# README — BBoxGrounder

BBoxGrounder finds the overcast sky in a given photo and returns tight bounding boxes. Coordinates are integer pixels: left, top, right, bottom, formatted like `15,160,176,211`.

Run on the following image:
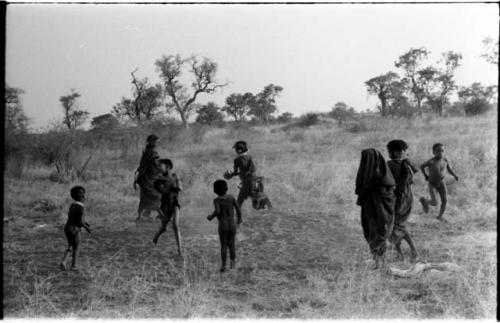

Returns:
6,3,498,129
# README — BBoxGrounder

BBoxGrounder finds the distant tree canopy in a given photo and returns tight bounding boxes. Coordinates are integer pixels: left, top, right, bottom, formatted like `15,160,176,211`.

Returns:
365,72,401,117
59,89,89,131
481,36,499,65
222,92,255,122
5,85,29,135
328,102,357,126
248,84,284,125
112,69,163,124
155,54,228,128
276,112,293,124
195,102,224,126
458,82,497,116
91,113,119,130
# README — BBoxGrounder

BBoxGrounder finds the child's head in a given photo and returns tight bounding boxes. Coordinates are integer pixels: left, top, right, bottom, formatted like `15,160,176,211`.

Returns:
432,143,444,159
232,141,248,154
153,178,169,194
70,186,85,202
146,134,159,146
213,179,228,196
158,158,173,173
387,139,408,160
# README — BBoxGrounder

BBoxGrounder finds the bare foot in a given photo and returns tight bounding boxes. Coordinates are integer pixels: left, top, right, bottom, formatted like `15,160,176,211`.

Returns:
420,197,429,213
60,262,67,271
410,251,418,263
70,267,79,272
219,267,227,273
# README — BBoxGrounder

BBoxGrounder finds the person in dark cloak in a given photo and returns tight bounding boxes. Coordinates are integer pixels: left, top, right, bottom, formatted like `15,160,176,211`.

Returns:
355,148,396,269
386,140,418,262
134,134,162,221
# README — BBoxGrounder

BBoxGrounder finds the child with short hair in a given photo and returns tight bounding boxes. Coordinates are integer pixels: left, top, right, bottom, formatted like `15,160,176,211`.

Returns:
60,186,91,271
420,143,459,221
207,179,242,272
223,141,256,208
152,159,182,256
386,139,418,262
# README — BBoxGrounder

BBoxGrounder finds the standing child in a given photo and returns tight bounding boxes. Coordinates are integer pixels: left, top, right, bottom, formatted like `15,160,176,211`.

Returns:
60,186,91,271
420,143,459,221
386,140,418,262
207,180,242,272
223,141,256,208
152,159,183,256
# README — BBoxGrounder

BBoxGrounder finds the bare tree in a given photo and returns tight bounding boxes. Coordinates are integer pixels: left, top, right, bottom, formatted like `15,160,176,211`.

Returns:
59,89,89,131
155,55,228,128
481,36,499,65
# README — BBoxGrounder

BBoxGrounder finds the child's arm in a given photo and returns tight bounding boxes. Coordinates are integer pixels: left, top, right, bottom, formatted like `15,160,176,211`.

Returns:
446,160,459,181
420,160,430,181
174,174,183,193
207,200,220,221
224,160,239,179
234,199,242,225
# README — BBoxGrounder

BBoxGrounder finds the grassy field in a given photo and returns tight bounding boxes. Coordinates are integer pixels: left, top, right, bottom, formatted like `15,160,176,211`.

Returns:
3,113,497,318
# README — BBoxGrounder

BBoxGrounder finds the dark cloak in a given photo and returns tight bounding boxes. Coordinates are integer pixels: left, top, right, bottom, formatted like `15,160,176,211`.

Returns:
355,148,396,257
137,145,162,211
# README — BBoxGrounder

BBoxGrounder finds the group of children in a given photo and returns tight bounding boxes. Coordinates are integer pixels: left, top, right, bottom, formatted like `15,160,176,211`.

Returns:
60,136,458,273
355,140,459,269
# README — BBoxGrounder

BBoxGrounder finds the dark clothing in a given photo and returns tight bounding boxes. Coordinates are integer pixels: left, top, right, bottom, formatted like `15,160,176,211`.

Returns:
158,172,182,220
233,154,256,182
387,159,417,244
237,180,253,206
355,149,396,257
137,146,162,211
208,195,242,265
65,202,85,248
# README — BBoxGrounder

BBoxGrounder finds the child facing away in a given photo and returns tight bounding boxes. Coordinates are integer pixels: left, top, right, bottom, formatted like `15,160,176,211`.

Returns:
60,186,91,271
152,159,183,256
223,141,256,208
419,143,459,221
386,140,418,262
207,180,242,272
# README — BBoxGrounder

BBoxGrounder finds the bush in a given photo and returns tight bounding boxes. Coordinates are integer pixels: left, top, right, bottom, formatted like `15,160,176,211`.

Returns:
463,99,493,116
296,113,320,128
348,120,369,133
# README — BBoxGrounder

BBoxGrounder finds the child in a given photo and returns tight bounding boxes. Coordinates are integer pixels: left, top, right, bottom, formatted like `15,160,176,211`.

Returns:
386,140,418,262
250,176,273,210
223,141,256,208
420,143,459,221
152,159,182,256
207,179,242,272
355,148,396,270
60,186,91,271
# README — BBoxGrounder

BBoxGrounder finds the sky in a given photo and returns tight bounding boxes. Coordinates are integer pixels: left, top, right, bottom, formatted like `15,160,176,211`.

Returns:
5,3,499,130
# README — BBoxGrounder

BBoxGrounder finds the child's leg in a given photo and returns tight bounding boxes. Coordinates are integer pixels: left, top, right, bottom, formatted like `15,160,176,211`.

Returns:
219,228,228,271
152,217,168,245
61,245,72,270
427,183,438,206
171,207,182,256
403,233,418,261
136,205,144,221
394,242,404,261
71,231,81,269
436,183,448,219
228,227,237,268
264,197,272,210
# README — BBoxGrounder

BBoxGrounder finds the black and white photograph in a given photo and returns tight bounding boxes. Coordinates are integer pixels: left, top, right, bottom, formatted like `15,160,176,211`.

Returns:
3,1,498,319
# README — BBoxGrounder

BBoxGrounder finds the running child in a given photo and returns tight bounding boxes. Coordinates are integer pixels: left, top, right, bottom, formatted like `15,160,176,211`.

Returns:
223,141,256,208
207,179,242,272
420,143,459,221
152,159,182,256
60,186,91,271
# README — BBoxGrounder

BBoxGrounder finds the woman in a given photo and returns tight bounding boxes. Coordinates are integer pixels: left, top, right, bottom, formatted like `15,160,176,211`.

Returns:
355,148,396,269
134,134,162,221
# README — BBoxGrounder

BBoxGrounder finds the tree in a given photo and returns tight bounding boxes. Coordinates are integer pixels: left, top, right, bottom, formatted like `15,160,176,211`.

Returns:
419,51,462,116
395,47,430,116
155,55,228,128
112,69,164,124
276,112,293,124
222,92,255,122
481,36,499,65
248,84,283,125
195,102,224,126
457,82,497,116
91,113,119,130
5,85,29,135
59,89,89,131
365,72,401,116
328,102,357,126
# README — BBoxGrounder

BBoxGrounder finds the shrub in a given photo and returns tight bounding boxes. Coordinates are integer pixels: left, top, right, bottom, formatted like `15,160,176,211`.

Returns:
296,113,320,128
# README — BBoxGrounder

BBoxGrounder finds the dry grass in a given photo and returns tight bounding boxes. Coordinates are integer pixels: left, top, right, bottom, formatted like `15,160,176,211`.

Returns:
3,112,497,318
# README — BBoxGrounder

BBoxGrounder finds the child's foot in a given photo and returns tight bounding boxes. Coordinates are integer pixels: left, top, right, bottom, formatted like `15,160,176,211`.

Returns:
436,216,447,223
410,251,418,263
219,267,227,273
70,267,79,272
420,197,429,213
60,262,67,271
230,260,235,269
152,236,158,245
